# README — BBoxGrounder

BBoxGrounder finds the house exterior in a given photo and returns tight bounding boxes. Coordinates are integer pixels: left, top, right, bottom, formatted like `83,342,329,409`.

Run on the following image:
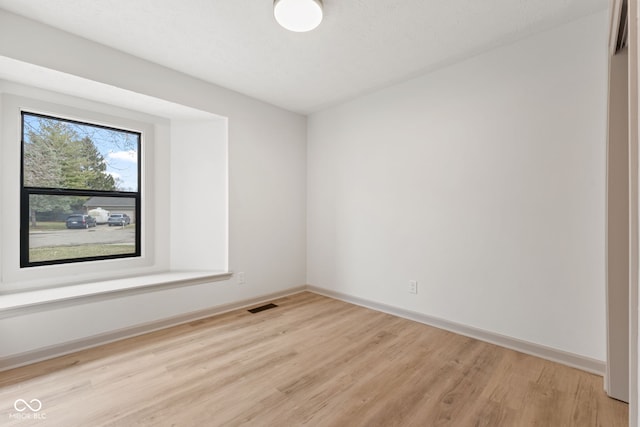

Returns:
83,197,136,223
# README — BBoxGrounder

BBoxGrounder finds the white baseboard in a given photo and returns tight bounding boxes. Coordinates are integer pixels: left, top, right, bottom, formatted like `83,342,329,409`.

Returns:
0,285,606,377
0,286,307,372
307,286,606,376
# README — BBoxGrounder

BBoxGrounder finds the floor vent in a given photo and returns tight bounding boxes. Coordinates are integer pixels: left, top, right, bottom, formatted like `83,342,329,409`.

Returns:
248,303,278,314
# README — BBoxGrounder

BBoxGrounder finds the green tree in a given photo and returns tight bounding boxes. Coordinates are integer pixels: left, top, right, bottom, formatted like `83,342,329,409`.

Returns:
23,120,67,188
24,117,117,226
77,137,116,190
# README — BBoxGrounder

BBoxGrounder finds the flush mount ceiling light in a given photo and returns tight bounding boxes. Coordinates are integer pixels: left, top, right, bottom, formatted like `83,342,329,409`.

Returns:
274,0,323,32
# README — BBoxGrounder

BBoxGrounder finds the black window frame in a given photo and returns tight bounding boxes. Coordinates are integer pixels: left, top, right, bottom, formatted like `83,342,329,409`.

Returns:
20,111,142,268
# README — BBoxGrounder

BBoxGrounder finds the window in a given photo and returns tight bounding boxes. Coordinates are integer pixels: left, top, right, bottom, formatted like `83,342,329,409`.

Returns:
20,112,141,267
1,87,225,294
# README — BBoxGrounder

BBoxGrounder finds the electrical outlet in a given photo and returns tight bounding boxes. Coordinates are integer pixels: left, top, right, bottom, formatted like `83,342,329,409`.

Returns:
238,272,245,285
408,280,418,294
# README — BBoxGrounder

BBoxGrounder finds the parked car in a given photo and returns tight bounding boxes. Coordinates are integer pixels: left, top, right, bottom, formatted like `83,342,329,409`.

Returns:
108,213,131,226
66,214,97,229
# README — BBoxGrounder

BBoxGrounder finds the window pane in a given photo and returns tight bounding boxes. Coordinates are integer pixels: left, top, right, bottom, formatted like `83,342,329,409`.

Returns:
23,113,139,191
28,194,137,264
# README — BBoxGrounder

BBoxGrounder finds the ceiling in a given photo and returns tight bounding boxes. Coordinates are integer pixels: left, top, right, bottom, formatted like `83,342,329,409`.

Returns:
0,0,607,115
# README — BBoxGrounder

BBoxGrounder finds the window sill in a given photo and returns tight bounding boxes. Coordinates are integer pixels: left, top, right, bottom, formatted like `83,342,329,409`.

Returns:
0,271,232,316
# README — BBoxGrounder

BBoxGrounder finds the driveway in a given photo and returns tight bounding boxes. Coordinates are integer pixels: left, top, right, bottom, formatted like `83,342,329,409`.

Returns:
29,225,135,248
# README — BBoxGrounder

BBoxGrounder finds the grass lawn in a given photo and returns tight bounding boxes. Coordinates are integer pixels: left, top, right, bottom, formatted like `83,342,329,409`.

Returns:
29,245,135,262
29,221,68,231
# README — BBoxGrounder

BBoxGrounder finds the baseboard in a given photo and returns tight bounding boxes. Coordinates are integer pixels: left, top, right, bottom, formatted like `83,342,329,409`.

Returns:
0,286,307,372
1,284,606,376
307,286,606,376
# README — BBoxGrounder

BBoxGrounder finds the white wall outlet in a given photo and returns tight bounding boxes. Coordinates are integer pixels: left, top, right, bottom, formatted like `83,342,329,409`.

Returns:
238,272,245,285
408,280,418,294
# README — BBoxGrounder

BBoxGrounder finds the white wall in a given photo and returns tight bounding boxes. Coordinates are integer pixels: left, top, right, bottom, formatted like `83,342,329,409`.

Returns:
307,12,608,360
0,10,306,359
170,119,229,271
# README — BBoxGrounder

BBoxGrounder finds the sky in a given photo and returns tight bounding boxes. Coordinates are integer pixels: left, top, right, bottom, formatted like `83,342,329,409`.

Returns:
23,113,139,191
94,134,139,191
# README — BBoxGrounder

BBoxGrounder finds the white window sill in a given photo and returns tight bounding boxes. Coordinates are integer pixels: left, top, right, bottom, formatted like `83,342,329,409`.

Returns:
0,271,232,315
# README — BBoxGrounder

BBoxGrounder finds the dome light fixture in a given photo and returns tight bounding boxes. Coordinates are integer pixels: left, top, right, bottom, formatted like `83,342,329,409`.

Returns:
274,0,323,33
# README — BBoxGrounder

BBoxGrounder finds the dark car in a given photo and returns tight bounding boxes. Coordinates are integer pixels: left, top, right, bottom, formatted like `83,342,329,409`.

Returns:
108,213,131,227
66,214,97,229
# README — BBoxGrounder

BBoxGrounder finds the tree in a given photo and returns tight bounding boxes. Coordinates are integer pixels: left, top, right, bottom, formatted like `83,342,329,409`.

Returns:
77,137,116,190
23,116,117,226
23,119,66,188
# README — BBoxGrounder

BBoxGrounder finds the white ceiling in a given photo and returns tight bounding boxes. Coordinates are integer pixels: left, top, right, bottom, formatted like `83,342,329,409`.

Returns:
0,0,607,114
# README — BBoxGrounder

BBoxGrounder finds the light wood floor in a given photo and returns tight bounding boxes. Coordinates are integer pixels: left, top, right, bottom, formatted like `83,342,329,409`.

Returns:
0,292,628,426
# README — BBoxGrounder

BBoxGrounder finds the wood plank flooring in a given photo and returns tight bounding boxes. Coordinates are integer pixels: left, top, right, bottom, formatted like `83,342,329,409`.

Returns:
0,292,628,426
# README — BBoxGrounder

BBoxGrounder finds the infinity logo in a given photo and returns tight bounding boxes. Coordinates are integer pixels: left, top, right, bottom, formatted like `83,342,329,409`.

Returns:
14,399,42,412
